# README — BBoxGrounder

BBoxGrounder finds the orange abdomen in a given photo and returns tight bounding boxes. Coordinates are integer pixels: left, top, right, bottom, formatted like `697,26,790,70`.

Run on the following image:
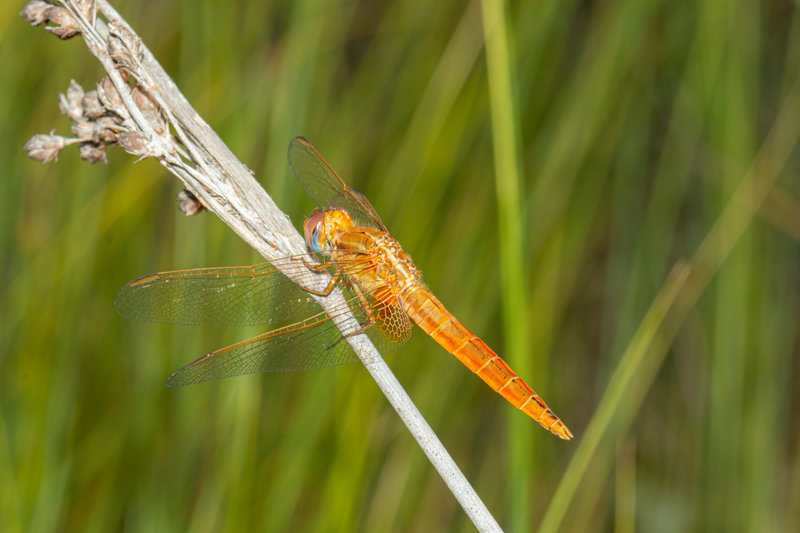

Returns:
404,287,573,440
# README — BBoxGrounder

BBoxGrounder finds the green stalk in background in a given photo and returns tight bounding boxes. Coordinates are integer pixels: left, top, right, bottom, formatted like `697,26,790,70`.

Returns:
481,0,534,530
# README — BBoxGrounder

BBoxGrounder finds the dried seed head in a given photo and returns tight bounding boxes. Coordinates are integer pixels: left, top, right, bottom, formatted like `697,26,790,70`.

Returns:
132,84,155,113
20,0,51,26
94,116,122,143
43,6,80,39
143,108,169,138
24,132,73,163
107,21,141,74
96,77,129,120
176,189,204,216
117,131,158,159
107,35,135,73
133,85,168,137
58,79,85,122
70,119,95,140
70,115,122,145
79,142,108,164
82,90,104,119
108,21,140,59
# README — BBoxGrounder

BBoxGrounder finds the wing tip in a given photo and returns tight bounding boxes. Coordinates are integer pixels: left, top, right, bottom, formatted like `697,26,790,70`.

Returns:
164,370,193,388
289,136,312,154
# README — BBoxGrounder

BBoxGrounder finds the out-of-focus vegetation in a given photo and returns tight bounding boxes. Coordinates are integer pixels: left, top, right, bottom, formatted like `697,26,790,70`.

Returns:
2,0,800,531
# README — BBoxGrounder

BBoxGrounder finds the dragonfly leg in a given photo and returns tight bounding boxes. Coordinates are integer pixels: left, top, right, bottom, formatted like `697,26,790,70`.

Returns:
320,284,380,352
301,270,341,297
349,279,382,327
300,254,333,272
320,316,375,352
281,254,343,297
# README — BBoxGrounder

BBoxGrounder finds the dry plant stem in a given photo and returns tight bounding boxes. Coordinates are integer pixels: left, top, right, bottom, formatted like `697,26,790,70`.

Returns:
26,1,503,531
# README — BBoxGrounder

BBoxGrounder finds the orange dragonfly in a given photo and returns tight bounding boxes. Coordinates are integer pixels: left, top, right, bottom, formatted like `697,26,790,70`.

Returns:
116,137,573,440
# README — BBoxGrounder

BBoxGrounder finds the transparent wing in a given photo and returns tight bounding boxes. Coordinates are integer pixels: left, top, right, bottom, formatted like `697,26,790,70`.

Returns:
115,256,332,327
117,252,414,382
287,137,388,231
165,293,411,385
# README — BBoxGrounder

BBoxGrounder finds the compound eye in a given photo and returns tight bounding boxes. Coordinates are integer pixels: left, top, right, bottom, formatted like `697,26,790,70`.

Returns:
303,210,327,252
309,225,323,252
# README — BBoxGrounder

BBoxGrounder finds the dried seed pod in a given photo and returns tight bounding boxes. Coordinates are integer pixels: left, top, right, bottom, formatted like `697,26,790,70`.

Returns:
20,0,51,26
108,21,140,60
79,142,108,164
133,85,168,137
143,108,169,138
94,116,122,143
107,35,135,73
43,6,80,39
24,132,72,163
132,84,156,113
118,131,158,159
96,76,129,120
81,90,104,119
107,21,141,74
59,79,85,122
70,119,95,140
176,189,204,216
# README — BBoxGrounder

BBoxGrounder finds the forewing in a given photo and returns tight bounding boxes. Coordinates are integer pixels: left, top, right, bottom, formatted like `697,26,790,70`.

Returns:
115,256,330,327
287,137,387,231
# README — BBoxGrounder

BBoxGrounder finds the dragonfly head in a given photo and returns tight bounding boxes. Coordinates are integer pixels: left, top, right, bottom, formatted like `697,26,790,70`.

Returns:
304,207,354,252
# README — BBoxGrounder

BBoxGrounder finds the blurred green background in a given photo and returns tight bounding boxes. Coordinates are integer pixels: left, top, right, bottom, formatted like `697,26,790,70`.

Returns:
3,0,800,531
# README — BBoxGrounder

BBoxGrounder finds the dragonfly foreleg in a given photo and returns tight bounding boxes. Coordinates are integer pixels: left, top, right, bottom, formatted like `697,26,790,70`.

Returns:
300,254,333,272
285,254,341,296
301,270,341,297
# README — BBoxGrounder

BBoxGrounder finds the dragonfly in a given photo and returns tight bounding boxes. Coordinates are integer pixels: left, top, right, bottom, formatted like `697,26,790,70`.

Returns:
116,137,573,440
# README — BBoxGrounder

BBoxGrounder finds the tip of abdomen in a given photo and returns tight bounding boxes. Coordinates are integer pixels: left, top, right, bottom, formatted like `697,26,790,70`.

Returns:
550,421,574,440
517,386,573,440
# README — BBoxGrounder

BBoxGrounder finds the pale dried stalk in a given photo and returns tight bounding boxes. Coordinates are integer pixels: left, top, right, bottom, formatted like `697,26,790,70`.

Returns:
21,1,502,531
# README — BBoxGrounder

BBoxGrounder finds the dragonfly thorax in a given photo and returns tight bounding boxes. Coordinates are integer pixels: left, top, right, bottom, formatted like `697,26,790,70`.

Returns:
304,206,423,310
368,233,420,287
